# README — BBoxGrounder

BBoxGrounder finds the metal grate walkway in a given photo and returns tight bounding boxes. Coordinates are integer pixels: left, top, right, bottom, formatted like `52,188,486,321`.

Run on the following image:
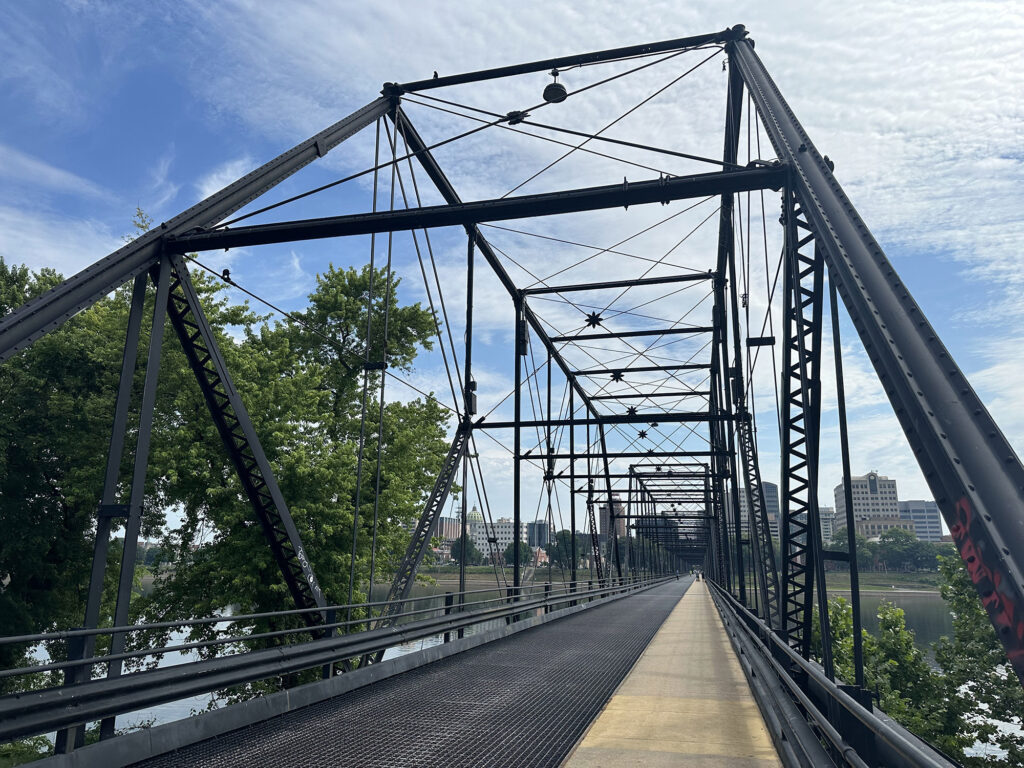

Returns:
133,579,690,768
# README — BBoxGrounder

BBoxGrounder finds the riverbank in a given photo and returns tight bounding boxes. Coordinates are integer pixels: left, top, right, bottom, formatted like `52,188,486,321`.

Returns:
825,571,941,593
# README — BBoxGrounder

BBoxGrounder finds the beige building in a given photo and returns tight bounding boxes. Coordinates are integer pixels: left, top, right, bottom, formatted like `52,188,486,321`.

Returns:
470,514,527,557
854,516,914,540
834,472,899,522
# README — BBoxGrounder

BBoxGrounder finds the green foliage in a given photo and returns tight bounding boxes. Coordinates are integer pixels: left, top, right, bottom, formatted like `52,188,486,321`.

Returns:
0,734,52,766
449,536,482,566
822,555,1024,764
137,262,447,653
829,527,877,572
504,540,532,566
545,530,581,569
0,257,130,677
0,241,449,707
829,526,951,574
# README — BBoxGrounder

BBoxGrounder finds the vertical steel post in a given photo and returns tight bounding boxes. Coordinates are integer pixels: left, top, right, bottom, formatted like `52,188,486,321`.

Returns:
101,255,173,739
56,273,148,753
460,235,475,600
443,593,453,643
831,279,865,688
622,468,630,577
715,271,745,604
513,294,524,589
598,424,621,581
545,348,553,585
717,46,747,606
569,388,577,586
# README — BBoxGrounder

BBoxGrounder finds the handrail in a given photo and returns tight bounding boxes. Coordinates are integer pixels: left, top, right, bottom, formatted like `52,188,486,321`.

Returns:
0,576,669,742
0,580,564,647
0,582,591,680
708,580,960,768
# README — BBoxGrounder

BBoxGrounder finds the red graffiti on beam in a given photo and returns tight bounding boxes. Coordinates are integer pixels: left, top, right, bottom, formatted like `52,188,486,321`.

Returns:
949,496,1024,668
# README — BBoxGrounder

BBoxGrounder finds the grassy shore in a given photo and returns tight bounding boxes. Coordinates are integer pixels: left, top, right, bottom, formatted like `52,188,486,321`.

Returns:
825,570,941,592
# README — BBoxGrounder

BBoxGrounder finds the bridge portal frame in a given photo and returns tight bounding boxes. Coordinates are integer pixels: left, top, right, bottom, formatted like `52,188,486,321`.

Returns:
1,22,1022,762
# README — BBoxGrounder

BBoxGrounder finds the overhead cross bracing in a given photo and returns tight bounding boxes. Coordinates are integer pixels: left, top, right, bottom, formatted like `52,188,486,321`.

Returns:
1,21,1022,766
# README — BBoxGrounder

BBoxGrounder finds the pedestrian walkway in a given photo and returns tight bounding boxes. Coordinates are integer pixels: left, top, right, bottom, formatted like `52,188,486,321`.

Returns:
562,581,781,767
132,580,689,768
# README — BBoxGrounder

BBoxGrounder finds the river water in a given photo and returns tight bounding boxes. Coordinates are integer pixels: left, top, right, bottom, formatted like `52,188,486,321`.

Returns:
836,589,953,650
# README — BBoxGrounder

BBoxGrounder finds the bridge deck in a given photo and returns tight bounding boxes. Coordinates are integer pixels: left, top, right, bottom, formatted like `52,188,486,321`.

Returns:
132,579,690,768
564,581,780,767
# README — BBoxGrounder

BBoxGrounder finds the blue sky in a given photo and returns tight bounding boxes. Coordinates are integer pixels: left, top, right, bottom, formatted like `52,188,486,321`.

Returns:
2,0,1023,535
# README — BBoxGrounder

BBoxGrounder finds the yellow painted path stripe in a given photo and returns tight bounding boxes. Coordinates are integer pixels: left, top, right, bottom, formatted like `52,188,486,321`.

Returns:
562,581,781,767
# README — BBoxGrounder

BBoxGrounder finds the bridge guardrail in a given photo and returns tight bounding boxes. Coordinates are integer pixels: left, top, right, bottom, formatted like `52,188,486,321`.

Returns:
707,580,961,768
0,575,672,744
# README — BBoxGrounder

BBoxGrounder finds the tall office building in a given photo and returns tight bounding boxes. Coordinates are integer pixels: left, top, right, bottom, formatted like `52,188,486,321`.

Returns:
818,506,837,543
898,500,944,542
527,520,553,548
727,481,781,540
833,472,912,539
833,472,899,520
597,495,626,542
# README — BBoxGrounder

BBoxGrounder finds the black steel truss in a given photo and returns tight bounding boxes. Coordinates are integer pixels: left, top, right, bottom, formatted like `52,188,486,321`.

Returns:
736,411,781,630
165,257,327,618
4,26,1024,764
732,32,1024,682
777,187,825,654
377,420,470,623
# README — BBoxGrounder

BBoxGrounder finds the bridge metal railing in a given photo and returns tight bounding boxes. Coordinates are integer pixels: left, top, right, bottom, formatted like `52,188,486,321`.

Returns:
0,575,670,745
707,580,961,768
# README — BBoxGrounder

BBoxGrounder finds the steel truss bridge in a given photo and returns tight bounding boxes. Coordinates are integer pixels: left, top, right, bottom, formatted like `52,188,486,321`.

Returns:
1,24,1022,768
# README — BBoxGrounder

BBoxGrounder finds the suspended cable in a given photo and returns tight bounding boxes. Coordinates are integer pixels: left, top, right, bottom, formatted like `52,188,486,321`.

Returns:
481,223,707,274
500,49,724,198
348,118,384,623
216,119,503,229
184,255,457,414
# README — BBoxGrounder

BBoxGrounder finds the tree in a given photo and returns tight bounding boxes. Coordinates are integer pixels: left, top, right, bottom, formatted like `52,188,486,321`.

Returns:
137,261,447,657
545,530,580,569
822,555,1024,765
0,257,137,678
0,222,450,700
878,528,917,571
449,536,482,566
504,540,533,566
830,527,876,572
931,555,1024,763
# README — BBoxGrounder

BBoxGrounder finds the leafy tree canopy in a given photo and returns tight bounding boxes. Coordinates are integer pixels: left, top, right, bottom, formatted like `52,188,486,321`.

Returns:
0,237,450,681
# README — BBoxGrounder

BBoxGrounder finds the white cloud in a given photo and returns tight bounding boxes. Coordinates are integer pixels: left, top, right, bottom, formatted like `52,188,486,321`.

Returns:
195,156,254,202
146,148,181,213
0,143,112,201
0,204,119,277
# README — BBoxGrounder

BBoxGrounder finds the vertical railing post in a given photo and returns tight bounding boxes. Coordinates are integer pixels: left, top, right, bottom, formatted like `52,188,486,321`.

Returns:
443,593,454,643
321,608,337,679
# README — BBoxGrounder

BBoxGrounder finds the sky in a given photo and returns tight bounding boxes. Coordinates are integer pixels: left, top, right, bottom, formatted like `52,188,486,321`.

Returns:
2,0,1023,537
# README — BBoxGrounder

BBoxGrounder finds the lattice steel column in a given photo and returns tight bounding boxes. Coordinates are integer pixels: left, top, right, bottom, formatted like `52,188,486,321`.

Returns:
737,410,781,630
779,186,825,655
165,256,326,620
